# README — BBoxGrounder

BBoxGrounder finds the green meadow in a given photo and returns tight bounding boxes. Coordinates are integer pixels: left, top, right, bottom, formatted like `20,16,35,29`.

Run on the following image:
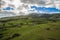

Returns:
0,13,60,40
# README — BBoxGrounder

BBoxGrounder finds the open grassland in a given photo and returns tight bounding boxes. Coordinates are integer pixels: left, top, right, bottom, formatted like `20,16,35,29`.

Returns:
0,14,60,40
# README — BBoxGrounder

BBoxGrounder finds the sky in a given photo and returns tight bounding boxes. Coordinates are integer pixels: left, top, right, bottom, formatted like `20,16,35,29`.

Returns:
0,0,60,15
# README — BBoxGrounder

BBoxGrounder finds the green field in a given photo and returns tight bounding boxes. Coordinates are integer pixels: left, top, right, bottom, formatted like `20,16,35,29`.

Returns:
0,13,60,40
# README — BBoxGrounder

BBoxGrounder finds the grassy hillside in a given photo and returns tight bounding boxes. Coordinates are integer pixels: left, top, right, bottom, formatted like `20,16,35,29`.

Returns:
0,13,60,40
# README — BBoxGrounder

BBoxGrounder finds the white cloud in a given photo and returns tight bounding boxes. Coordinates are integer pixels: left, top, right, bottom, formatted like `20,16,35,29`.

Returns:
1,0,60,15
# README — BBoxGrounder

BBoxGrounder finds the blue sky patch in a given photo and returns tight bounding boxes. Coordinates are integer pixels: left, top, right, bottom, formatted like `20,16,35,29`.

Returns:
30,6,60,13
3,7,14,10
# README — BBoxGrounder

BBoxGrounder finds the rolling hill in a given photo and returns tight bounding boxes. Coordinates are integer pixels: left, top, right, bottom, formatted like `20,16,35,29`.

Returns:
0,13,60,40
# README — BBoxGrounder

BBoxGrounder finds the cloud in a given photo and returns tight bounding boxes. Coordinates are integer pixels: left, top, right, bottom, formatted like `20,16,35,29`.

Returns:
21,0,47,5
21,0,60,8
0,0,6,5
1,0,60,14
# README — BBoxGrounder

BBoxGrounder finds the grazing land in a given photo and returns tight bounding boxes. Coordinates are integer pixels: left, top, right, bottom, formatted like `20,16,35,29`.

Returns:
0,13,60,40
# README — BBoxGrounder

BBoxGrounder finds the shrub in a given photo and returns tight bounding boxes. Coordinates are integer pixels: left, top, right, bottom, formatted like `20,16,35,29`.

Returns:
12,33,21,38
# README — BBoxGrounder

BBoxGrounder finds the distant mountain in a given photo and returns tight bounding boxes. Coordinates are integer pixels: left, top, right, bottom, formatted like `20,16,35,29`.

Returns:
0,11,16,18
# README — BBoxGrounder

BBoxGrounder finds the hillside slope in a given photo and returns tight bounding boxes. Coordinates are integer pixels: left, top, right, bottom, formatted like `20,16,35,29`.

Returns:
0,14,60,40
